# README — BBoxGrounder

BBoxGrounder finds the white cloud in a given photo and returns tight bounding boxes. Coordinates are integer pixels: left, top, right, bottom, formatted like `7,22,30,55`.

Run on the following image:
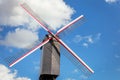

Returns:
84,36,94,44
24,0,75,30
105,0,118,4
82,43,89,47
0,28,39,48
88,37,93,43
0,0,29,26
0,0,74,30
73,33,101,47
0,64,31,80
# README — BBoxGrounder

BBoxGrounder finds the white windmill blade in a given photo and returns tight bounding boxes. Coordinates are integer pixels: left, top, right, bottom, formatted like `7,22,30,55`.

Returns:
9,38,51,67
56,38,94,74
56,15,84,35
20,2,51,33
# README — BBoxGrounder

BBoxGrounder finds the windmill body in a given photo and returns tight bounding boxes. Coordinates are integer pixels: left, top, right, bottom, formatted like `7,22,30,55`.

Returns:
40,34,60,80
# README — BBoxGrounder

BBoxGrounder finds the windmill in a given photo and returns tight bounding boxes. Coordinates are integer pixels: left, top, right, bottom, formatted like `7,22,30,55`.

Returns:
5,2,94,80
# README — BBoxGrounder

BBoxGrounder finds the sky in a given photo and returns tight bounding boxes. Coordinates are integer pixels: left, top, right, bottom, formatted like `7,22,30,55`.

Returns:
0,0,120,80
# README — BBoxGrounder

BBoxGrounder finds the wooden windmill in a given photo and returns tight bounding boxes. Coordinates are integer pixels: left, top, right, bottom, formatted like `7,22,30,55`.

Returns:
6,2,94,80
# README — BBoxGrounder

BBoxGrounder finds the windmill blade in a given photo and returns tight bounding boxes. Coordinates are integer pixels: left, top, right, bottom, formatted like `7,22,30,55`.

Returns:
56,38,94,74
20,2,52,33
61,46,93,77
56,15,84,36
9,38,51,67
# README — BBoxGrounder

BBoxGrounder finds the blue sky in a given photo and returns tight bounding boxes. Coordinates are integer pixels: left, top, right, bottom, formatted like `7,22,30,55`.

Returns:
0,0,120,80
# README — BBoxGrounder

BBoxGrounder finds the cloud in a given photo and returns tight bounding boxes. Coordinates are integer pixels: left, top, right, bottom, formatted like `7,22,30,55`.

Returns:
0,0,74,30
73,33,101,47
0,28,39,48
24,0,75,30
0,0,29,26
105,0,118,4
0,64,31,80
82,43,89,47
